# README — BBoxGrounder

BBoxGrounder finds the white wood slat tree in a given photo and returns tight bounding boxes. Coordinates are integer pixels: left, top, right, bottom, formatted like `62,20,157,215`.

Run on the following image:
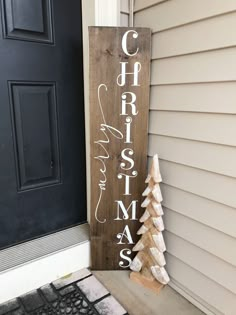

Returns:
130,154,170,292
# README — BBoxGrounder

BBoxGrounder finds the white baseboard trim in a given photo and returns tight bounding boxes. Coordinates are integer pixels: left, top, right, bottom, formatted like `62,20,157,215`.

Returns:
0,240,90,304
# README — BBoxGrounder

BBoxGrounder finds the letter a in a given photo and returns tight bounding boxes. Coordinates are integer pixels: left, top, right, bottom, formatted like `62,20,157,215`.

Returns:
117,225,134,244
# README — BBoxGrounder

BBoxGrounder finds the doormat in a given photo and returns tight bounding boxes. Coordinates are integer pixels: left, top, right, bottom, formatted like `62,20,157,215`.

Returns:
0,269,128,315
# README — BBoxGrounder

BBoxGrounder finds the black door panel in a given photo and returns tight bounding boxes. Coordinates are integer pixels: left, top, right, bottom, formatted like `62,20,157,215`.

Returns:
1,0,54,43
9,82,60,191
0,0,86,249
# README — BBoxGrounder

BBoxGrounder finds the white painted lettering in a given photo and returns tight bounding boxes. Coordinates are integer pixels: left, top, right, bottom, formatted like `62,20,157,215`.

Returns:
124,116,132,143
117,225,134,244
120,148,134,170
117,62,141,87
119,248,132,268
117,171,138,195
122,30,139,56
121,92,138,116
114,200,138,220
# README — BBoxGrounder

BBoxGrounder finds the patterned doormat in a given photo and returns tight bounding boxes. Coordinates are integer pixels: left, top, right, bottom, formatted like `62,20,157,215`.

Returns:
0,269,128,315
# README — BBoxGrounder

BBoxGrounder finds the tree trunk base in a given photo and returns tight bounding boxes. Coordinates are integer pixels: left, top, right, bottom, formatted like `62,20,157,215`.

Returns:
130,271,164,294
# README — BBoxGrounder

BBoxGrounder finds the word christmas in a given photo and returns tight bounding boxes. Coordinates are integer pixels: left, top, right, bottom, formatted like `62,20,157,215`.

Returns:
90,27,150,270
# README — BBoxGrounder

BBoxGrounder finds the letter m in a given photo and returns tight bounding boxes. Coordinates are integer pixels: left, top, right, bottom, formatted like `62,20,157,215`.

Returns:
114,200,138,220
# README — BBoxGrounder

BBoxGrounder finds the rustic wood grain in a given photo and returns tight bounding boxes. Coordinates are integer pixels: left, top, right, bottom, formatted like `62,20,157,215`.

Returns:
89,27,151,270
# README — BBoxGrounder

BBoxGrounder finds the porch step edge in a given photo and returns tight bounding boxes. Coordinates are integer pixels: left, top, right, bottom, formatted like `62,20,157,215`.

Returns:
0,232,90,304
0,223,90,274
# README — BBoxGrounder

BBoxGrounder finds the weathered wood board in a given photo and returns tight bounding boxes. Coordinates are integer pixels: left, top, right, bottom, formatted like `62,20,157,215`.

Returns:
89,27,151,270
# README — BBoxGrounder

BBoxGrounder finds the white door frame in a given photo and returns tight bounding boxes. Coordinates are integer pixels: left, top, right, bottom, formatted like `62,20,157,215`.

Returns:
95,0,120,26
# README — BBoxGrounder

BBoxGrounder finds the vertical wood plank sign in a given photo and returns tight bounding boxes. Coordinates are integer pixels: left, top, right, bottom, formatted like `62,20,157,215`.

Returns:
89,27,151,270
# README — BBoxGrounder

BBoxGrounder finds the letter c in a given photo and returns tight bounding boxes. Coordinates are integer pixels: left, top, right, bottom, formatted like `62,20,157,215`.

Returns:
122,30,139,56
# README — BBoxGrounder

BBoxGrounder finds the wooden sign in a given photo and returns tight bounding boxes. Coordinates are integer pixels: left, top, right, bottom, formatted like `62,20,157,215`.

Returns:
89,27,151,270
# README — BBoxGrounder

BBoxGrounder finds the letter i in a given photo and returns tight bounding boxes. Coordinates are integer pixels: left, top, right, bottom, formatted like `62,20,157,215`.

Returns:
125,116,132,143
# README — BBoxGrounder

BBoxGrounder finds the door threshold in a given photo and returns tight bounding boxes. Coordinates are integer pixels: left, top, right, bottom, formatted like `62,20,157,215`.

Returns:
0,223,90,304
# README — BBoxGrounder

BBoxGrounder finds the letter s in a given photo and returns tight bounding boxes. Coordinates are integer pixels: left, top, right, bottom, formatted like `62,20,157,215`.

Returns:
120,148,134,170
119,248,132,268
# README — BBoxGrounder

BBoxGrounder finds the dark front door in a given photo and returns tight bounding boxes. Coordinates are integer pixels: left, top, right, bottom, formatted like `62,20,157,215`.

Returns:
0,0,86,249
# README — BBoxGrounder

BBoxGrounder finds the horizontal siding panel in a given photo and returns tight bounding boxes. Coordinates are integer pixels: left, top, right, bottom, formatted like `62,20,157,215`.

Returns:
149,111,236,146
120,0,129,13
149,135,236,177
151,48,236,84
161,184,236,238
152,12,236,59
134,0,236,33
150,82,236,114
164,208,236,266
156,159,236,208
134,0,166,12
166,254,236,315
169,280,222,315
165,231,236,294
136,1,236,314
120,13,129,26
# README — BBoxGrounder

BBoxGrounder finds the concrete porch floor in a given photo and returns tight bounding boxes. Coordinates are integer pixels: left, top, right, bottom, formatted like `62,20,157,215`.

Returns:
93,271,204,315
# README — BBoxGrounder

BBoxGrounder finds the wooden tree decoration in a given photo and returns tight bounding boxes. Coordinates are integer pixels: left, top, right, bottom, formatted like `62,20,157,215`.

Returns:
130,154,170,293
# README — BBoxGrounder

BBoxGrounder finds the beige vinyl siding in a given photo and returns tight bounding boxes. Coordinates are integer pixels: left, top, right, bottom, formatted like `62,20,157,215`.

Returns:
150,111,236,146
135,1,236,314
161,184,236,238
151,12,236,59
150,83,236,114
120,0,130,26
166,253,236,315
149,135,236,178
165,231,236,294
159,160,236,209
151,48,236,84
135,0,236,32
120,13,129,26
163,208,236,266
121,0,129,13
134,0,167,13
